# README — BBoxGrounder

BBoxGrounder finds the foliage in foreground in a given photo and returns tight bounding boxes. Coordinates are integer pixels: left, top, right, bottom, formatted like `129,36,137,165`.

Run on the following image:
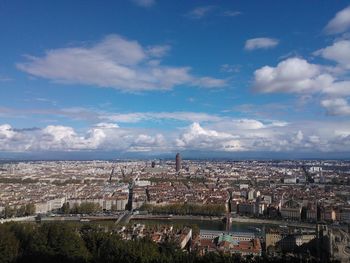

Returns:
0,222,338,263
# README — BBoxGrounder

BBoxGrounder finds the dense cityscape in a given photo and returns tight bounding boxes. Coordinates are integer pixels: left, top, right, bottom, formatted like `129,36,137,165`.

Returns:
2,1,350,262
1,155,349,262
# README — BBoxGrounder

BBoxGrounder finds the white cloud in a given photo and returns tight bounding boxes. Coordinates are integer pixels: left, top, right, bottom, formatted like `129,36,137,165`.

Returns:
175,120,350,152
17,34,226,92
101,111,224,123
293,130,303,144
0,125,29,151
322,80,350,96
186,6,215,19
251,35,350,105
254,57,350,97
253,57,333,93
220,64,240,73
222,10,241,17
176,122,242,151
0,124,16,139
231,119,265,129
0,123,167,152
0,107,227,124
186,6,241,19
193,77,227,88
1,119,350,153
321,98,350,116
131,0,155,7
146,45,171,57
315,40,350,69
38,125,88,151
94,122,120,128
324,5,350,34
244,38,279,50
210,119,268,131
43,125,77,141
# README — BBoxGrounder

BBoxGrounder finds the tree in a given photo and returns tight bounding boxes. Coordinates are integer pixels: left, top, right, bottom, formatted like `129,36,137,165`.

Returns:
9,223,35,261
0,225,19,263
61,202,70,214
70,202,102,214
16,206,26,217
4,206,15,218
24,204,35,216
25,223,91,263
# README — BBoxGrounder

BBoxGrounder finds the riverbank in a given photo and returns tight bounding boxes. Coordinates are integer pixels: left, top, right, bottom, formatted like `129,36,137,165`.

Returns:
134,214,316,229
1,213,318,230
231,216,316,229
0,215,36,223
133,214,222,221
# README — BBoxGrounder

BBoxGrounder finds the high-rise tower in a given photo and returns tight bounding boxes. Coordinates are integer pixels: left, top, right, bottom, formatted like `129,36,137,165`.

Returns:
175,153,181,172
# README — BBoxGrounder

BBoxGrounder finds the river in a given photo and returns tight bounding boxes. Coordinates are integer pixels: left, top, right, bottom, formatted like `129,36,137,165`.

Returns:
129,218,270,235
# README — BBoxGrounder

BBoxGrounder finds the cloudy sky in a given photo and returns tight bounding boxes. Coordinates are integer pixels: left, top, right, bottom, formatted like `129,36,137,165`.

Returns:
1,1,350,159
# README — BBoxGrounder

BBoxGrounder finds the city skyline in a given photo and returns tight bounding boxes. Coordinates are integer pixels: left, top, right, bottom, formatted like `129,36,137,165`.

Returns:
1,1,350,159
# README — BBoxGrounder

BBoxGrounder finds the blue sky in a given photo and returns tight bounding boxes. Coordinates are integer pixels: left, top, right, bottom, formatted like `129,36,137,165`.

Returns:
1,0,350,159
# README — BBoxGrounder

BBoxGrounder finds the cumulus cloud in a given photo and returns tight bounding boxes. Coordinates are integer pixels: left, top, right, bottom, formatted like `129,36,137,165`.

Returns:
175,120,350,153
1,119,350,153
244,38,279,50
322,81,350,96
0,125,30,152
315,40,350,69
251,8,350,120
0,124,16,138
321,98,350,116
253,57,350,99
253,57,333,93
0,123,166,152
130,134,165,152
324,5,350,34
17,34,226,92
176,122,242,151
249,49,350,121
